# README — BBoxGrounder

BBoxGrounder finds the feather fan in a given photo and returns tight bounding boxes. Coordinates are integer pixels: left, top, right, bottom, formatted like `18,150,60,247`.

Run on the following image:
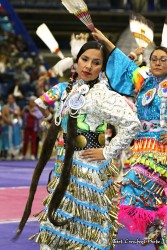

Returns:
36,23,64,59
130,13,154,49
129,12,154,63
61,0,94,31
161,16,167,47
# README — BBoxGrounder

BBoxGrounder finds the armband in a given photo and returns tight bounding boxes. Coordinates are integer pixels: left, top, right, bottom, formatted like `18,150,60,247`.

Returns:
128,51,137,61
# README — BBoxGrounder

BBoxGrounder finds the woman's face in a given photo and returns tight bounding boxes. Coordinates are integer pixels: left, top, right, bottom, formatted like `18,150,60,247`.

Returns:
8,95,15,104
150,49,167,77
77,49,103,81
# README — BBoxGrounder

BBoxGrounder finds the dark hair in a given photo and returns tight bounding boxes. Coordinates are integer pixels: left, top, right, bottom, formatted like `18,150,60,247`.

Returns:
48,115,77,226
76,40,108,71
14,123,61,238
149,46,167,60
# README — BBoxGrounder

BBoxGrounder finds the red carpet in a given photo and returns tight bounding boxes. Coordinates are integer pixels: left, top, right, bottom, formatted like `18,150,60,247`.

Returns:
0,186,47,221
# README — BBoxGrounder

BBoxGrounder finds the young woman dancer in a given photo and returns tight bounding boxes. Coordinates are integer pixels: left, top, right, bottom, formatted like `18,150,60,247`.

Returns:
16,37,140,250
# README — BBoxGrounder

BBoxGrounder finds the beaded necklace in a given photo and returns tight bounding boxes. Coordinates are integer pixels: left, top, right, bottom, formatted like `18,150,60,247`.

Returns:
55,78,99,125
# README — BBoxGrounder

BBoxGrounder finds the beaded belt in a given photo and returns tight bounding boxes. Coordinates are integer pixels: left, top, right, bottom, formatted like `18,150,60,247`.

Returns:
64,131,105,151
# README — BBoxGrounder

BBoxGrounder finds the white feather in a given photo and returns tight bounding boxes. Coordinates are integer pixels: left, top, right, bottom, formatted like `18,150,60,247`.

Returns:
61,0,87,13
61,0,94,31
36,23,64,59
130,13,154,49
52,57,74,77
161,17,167,47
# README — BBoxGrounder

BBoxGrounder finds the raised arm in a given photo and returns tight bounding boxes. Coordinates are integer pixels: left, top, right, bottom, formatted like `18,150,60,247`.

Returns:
92,28,116,53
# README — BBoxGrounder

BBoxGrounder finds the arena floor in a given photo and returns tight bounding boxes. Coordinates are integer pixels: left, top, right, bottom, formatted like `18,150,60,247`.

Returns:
0,160,153,250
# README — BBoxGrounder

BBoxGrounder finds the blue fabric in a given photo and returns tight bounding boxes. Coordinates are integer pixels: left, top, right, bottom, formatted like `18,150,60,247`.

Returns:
106,48,138,96
12,123,22,147
136,75,167,140
1,123,21,150
136,76,167,121
121,168,164,211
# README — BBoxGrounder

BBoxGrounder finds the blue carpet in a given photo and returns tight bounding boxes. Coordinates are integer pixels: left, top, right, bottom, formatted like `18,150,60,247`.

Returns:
0,160,54,187
0,221,154,250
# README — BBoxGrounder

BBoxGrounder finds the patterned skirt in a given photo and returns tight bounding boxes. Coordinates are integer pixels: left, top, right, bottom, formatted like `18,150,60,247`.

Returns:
33,151,121,250
118,149,167,246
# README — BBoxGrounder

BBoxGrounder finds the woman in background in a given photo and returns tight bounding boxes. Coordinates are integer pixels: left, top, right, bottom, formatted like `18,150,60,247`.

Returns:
1,94,22,159
92,28,167,250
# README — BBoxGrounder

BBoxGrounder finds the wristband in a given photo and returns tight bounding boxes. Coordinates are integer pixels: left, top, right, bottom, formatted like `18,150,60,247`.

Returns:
128,51,137,61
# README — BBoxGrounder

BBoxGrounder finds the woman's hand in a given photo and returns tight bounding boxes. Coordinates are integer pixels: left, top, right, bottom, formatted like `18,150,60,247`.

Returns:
160,133,167,144
133,47,145,57
80,148,105,162
91,28,115,53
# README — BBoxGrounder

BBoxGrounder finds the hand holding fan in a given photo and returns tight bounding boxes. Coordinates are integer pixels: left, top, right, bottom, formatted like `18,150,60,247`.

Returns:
36,23,64,59
61,0,95,32
130,13,154,62
161,16,167,47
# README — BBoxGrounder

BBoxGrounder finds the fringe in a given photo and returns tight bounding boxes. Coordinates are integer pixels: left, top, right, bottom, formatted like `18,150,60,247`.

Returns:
35,220,118,249
118,204,167,235
128,152,167,177
132,138,167,154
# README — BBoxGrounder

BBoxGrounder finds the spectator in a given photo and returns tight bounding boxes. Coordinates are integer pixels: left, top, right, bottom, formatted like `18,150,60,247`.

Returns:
1,94,22,159
21,96,43,160
9,78,25,109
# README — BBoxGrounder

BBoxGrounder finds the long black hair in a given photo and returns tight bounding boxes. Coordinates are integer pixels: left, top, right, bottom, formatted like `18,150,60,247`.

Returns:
14,122,61,238
15,40,108,237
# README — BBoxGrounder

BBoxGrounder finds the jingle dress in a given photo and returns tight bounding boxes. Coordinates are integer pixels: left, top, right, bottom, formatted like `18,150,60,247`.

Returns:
106,48,167,246
34,76,140,250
